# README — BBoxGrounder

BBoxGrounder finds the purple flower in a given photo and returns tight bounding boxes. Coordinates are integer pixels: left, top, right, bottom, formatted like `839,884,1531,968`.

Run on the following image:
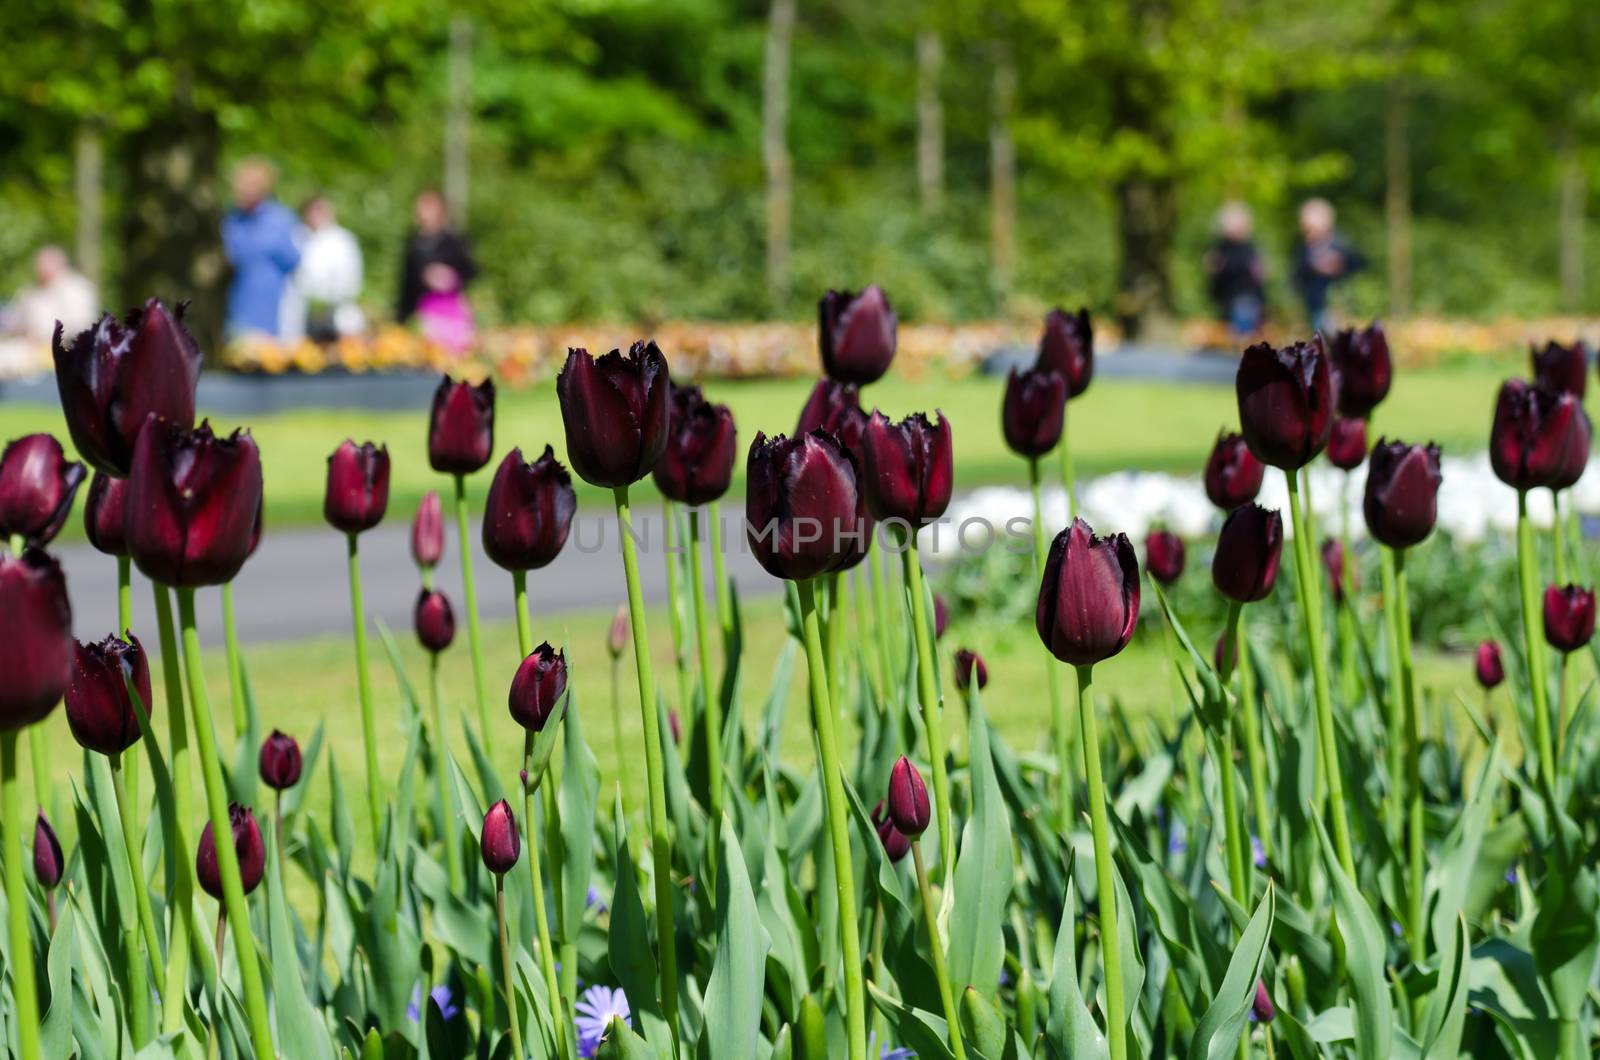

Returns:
407,984,459,1022
1251,835,1266,868
575,984,631,1057
585,885,607,912
1168,822,1187,856
867,1031,917,1060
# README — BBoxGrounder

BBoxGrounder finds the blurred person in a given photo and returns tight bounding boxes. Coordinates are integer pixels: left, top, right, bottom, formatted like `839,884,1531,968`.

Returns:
2,245,97,344
397,189,477,354
1293,197,1366,335
1203,202,1266,338
282,195,366,344
222,157,301,339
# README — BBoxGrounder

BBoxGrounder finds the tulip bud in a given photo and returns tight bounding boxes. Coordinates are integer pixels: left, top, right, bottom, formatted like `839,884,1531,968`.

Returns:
0,550,73,731
324,440,391,535
933,594,949,641
509,643,568,732
1475,640,1504,689
1326,323,1392,419
1326,418,1367,471
953,648,988,691
1036,307,1093,398
870,800,911,864
428,376,496,475
1144,530,1185,585
557,343,670,488
259,730,303,791
483,447,576,572
1362,440,1442,549
125,420,264,587
745,432,866,581
480,799,521,875
1204,431,1266,512
1543,584,1596,654
412,491,445,570
65,634,151,755
196,803,265,899
1213,630,1239,674
886,755,931,837
1489,379,1583,491
84,472,129,557
1212,504,1283,603
819,285,897,384
1036,519,1140,666
33,812,63,889
52,299,203,475
1321,538,1353,604
1236,339,1335,470
795,379,862,439
1251,981,1276,1024
607,604,629,660
1001,367,1067,459
654,385,738,506
0,434,85,547
415,589,456,654
1550,408,1592,493
1531,340,1589,398
860,411,954,528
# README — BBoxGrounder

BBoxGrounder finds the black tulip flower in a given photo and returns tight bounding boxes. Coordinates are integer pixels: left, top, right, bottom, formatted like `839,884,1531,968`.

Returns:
1144,530,1185,585
871,800,911,864
259,730,303,791
1490,379,1583,490
1002,367,1067,459
953,648,988,691
33,812,63,890
745,432,865,581
1475,640,1504,689
84,472,129,557
1212,504,1283,604
196,803,265,899
509,643,568,732
52,299,203,476
1550,408,1592,493
481,799,521,875
1363,440,1443,549
819,285,897,385
428,376,495,475
124,420,263,587
795,379,862,438
0,550,73,731
654,385,738,506
412,491,445,570
1036,519,1140,666
0,434,85,547
933,594,949,641
860,411,953,527
1543,584,1596,654
1236,339,1335,470
414,589,456,654
1326,417,1368,471
1532,340,1589,399
483,447,576,571
1321,538,1352,604
1035,307,1094,398
886,755,930,838
1326,323,1392,419
1252,981,1276,1025
65,634,151,755
324,440,390,535
1204,431,1266,512
557,343,670,488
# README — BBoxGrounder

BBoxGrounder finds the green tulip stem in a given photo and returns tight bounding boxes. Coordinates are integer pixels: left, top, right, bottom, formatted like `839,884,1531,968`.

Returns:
708,500,735,651
1029,457,1071,826
856,566,887,705
688,511,724,850
1236,622,1271,866
1391,549,1426,960
611,485,681,1040
911,840,967,1060
1284,468,1355,877
902,535,955,879
117,555,132,634
430,653,464,893
25,727,47,822
1073,664,1126,1060
494,875,527,1060
796,578,867,1060
662,500,694,722
1378,547,1406,849
1552,490,1569,586
522,734,564,1036
220,581,248,737
2,733,40,1060
1059,402,1078,519
345,533,384,844
1337,474,1358,702
453,473,492,737
1217,601,1249,906
151,583,195,1033
175,588,276,1059
111,754,166,1022
1516,491,1558,786
826,572,847,723
513,569,534,656
869,541,898,698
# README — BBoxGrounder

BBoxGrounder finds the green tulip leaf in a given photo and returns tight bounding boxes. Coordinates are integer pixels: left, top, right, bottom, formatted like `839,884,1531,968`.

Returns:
1188,884,1275,1060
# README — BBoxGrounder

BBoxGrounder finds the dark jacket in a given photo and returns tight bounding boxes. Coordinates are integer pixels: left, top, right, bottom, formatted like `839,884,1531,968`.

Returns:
1292,236,1366,317
397,229,478,322
1205,237,1265,314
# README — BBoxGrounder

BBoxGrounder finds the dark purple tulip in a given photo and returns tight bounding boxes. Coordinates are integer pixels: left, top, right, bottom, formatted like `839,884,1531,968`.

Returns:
124,420,263,587
745,432,865,581
1002,367,1067,459
1212,504,1283,603
1326,323,1392,419
427,376,495,475
1321,538,1351,604
1490,379,1583,490
1036,307,1093,398
860,411,954,527
653,385,737,505
1036,519,1140,666
1363,440,1442,549
933,594,949,640
509,643,568,732
1475,640,1504,689
0,434,85,547
259,730,303,791
819,285,897,385
557,343,670,488
953,648,988,691
1532,340,1589,399
1543,584,1596,654
1204,431,1266,512
1144,530,1185,585
65,634,151,755
0,550,72,731
196,803,265,899
1550,408,1592,492
871,800,911,864
1236,339,1335,470
324,440,390,534
52,299,203,476
1326,418,1368,471
414,589,456,654
33,812,62,889
1252,981,1276,1024
84,472,129,557
795,379,862,438
412,491,445,570
886,755,930,838
483,447,576,571
481,799,521,875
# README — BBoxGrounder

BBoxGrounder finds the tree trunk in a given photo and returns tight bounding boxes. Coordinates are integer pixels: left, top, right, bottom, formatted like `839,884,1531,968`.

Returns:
763,0,796,307
917,30,944,213
1559,134,1586,313
1385,79,1412,318
444,15,473,223
74,123,104,294
1112,171,1175,339
988,44,1016,310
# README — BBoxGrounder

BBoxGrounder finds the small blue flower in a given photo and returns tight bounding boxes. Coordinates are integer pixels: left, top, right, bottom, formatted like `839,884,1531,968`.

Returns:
1250,835,1266,869
586,884,608,912
406,984,459,1023
1505,866,1518,885
1168,822,1187,856
868,1030,916,1059
575,984,631,1058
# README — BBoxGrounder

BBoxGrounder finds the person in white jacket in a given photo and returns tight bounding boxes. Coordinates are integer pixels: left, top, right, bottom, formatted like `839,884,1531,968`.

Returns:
281,195,366,343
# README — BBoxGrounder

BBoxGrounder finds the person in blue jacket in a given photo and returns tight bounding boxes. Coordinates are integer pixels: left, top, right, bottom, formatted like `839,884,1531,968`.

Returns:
222,157,301,339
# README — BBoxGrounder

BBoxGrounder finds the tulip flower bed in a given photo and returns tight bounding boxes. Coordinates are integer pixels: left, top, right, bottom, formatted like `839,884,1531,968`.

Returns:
2,290,1599,1060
